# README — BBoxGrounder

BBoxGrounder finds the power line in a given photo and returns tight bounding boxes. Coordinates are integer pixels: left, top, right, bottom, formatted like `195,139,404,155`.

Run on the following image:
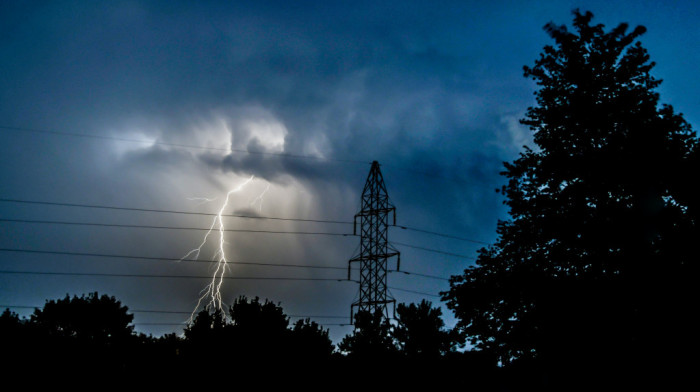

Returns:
0,270,441,299
391,241,476,259
393,225,490,245
0,304,194,314
0,304,347,318
0,218,354,236
0,269,442,298
0,198,353,224
0,125,368,165
0,248,451,284
0,247,350,270
132,309,190,315
388,286,441,298
132,322,353,326
388,270,450,281
0,269,351,281
0,198,488,245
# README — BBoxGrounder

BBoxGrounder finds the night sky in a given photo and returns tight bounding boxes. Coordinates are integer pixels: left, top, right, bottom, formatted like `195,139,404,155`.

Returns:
1,0,698,344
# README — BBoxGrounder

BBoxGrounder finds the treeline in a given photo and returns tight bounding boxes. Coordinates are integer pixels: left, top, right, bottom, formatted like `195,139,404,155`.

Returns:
0,292,498,383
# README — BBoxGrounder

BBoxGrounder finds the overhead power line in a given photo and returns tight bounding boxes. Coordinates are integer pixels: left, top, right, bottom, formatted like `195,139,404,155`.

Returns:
388,270,450,281
0,269,350,281
132,322,353,327
0,247,349,270
0,197,489,245
0,270,440,298
0,125,368,165
388,286,441,298
0,218,354,236
391,241,476,259
0,248,449,281
393,225,490,245
0,304,194,313
0,304,347,318
0,197,353,224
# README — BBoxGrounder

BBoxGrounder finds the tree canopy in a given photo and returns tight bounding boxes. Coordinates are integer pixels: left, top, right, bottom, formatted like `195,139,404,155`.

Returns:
338,310,397,359
31,292,134,343
393,300,461,358
338,301,462,360
2,294,487,381
183,296,334,363
290,318,334,358
443,9,696,382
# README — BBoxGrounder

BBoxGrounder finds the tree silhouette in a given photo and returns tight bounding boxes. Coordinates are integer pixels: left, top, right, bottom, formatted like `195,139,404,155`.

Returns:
0,308,23,335
394,300,460,358
184,307,228,345
31,292,134,344
23,292,136,373
228,296,290,359
0,308,31,360
289,318,334,359
338,310,397,359
180,307,229,369
443,10,696,385
182,296,338,367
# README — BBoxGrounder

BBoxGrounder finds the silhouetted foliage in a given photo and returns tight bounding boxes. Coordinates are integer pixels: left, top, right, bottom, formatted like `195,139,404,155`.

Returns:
394,300,461,358
0,293,498,382
443,10,697,385
338,310,397,358
0,308,23,334
0,292,138,375
182,296,334,366
228,296,290,358
182,307,228,360
0,308,30,356
155,331,183,360
289,318,334,359
31,292,134,343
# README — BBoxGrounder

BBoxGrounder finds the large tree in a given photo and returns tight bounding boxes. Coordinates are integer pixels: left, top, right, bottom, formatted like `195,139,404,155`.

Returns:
23,292,136,373
289,318,334,359
338,310,397,359
444,10,696,380
31,292,134,344
228,296,290,358
393,300,460,358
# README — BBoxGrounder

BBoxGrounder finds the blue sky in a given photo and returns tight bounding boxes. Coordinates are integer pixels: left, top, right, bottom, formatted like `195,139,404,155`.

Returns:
1,0,698,344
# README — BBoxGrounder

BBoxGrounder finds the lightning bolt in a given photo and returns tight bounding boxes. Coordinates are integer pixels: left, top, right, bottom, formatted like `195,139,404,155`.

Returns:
181,175,255,322
186,197,217,205
249,182,270,212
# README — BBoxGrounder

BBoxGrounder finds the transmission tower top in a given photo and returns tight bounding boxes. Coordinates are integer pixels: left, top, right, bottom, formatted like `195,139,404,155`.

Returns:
348,161,400,322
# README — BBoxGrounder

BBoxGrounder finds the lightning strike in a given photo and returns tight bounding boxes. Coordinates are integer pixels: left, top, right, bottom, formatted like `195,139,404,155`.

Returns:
181,175,256,322
186,197,217,205
249,182,270,212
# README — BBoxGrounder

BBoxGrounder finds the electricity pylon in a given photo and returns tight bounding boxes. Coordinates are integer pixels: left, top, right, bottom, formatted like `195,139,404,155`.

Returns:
348,161,400,321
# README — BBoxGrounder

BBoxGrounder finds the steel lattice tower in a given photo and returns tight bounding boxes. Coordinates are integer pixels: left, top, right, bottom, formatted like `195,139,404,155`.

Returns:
348,161,400,320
